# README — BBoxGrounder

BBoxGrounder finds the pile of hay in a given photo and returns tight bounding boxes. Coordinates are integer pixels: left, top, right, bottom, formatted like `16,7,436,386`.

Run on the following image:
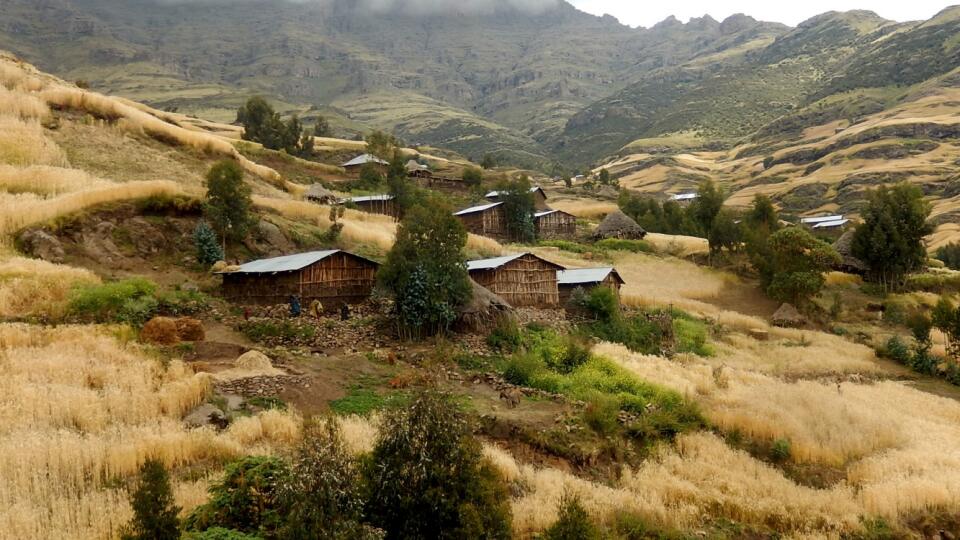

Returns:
592,210,647,240
235,350,274,370
175,318,205,341
140,317,180,345
457,280,514,332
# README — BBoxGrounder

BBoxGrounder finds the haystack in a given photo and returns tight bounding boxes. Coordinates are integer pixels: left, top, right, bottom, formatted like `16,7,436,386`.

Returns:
832,230,867,275
456,279,515,332
593,210,647,240
141,317,180,345
306,184,337,204
175,318,205,342
235,350,274,370
771,303,805,328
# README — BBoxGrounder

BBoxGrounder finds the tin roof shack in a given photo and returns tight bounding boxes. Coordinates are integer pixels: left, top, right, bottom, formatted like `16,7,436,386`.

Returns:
454,202,508,240
342,154,388,175
405,160,432,178
220,250,379,309
557,267,624,306
340,194,398,219
534,209,577,240
485,186,550,210
467,253,565,308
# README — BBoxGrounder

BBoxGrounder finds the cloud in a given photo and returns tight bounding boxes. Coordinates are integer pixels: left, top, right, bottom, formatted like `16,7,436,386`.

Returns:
154,0,562,14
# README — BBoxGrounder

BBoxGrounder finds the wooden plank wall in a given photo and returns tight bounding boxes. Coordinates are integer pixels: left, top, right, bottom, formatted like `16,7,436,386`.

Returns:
472,254,559,307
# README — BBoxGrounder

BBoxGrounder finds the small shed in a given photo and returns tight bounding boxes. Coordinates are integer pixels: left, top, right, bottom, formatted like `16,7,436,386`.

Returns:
593,210,647,240
305,184,338,204
342,153,388,174
219,250,380,309
556,267,625,305
534,209,577,240
405,160,432,178
339,194,398,219
456,279,515,332
466,253,565,308
454,202,508,240
485,186,550,210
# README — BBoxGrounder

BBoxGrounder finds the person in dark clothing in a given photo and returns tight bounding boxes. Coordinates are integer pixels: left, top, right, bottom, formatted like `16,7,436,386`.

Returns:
289,295,302,317
340,302,350,321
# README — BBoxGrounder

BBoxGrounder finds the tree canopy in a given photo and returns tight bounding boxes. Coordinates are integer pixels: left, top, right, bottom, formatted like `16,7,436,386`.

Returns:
121,460,180,540
497,175,536,243
764,227,840,305
365,130,399,159
204,160,254,244
236,97,311,156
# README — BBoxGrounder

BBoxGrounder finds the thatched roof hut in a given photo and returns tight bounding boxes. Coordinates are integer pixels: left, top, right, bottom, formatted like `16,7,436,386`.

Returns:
833,230,867,275
306,184,337,204
771,303,805,328
456,280,514,332
593,211,647,240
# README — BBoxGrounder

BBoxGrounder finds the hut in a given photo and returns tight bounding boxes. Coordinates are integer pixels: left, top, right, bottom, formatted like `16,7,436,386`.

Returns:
405,159,432,178
556,267,625,305
593,210,647,240
485,186,550,210
466,253,565,308
455,279,515,332
454,202,508,240
339,194,398,219
219,250,379,309
534,209,577,240
342,153,388,174
772,303,805,328
305,184,337,204
833,230,867,275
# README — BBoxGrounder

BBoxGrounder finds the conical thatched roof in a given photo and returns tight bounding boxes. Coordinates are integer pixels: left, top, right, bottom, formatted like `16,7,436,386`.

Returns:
832,230,867,274
305,184,337,203
593,210,647,240
771,303,805,328
456,279,514,332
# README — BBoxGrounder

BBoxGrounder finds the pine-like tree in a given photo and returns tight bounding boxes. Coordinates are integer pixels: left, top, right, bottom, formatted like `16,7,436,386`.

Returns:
193,221,224,266
121,459,181,540
544,494,600,540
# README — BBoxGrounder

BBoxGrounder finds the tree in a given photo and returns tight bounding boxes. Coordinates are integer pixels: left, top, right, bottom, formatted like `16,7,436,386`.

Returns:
237,96,282,149
481,153,497,170
498,175,536,243
386,150,416,219
204,160,254,244
194,221,224,266
851,183,933,290
690,179,724,236
543,493,600,540
364,389,512,539
357,163,384,190
745,194,779,232
764,227,840,305
933,296,960,359
462,167,483,187
121,459,181,540
744,195,780,283
313,116,331,137
707,208,741,256
365,130,398,159
378,201,472,339
935,242,960,270
597,169,611,186
283,115,303,154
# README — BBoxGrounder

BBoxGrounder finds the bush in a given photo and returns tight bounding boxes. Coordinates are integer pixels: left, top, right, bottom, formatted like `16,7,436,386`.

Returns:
673,317,713,356
503,353,544,386
547,336,592,374
586,315,663,355
120,459,180,540
594,238,653,253
68,278,158,322
185,456,289,538
486,317,523,353
363,389,512,539
182,529,263,540
882,336,911,365
544,493,600,540
583,393,620,435
936,242,960,270
771,438,792,462
575,286,619,322
540,240,595,254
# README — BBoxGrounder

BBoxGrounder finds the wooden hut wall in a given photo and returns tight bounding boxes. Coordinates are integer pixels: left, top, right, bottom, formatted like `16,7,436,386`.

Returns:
457,206,508,240
353,199,399,219
536,212,576,239
471,254,559,307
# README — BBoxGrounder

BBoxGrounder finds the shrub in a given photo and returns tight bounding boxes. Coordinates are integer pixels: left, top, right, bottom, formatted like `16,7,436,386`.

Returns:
576,286,619,322
882,336,911,365
118,295,160,327
673,317,713,356
185,456,289,538
594,238,653,253
547,335,592,374
503,353,544,386
544,493,600,540
363,389,512,539
462,167,483,186
120,459,180,540
936,242,960,270
585,315,663,355
539,240,594,254
583,393,620,435
764,227,840,305
195,221,224,266
68,277,157,322
771,438,792,462
487,317,523,353
182,529,263,540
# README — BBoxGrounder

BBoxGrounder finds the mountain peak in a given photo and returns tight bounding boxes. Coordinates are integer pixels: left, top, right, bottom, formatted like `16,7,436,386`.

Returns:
652,15,682,29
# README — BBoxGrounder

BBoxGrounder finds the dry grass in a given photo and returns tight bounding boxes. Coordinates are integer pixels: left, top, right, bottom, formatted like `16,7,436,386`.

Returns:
0,117,67,167
0,257,101,319
0,164,111,196
614,252,728,308
0,86,48,120
644,232,709,257
0,323,301,539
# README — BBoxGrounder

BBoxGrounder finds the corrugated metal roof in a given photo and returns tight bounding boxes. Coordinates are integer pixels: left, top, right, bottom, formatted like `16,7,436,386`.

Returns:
229,250,341,274
557,267,619,285
454,202,503,216
342,153,388,167
343,194,394,203
534,210,558,218
485,186,544,198
801,215,843,224
812,219,850,229
672,193,698,201
466,253,526,271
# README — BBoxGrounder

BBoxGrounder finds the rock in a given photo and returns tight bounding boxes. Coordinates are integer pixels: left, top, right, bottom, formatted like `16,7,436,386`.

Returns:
140,317,181,345
181,282,200,293
175,318,205,342
127,217,167,256
18,229,65,263
183,403,225,428
82,221,123,262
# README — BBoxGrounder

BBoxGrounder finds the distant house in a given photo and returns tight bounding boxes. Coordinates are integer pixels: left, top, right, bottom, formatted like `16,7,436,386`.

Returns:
485,186,549,210
339,194,398,219
405,159,432,178
454,202,508,240
800,215,844,226
305,184,338,204
557,267,625,305
466,253,565,308
593,210,647,240
219,250,379,309
672,193,698,203
342,153,388,174
811,218,850,230
534,209,577,240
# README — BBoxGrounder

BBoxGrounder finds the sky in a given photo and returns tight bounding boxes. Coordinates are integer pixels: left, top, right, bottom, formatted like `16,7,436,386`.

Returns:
568,1,956,28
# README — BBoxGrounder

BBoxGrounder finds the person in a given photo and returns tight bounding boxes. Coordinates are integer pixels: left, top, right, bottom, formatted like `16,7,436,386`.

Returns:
289,295,301,317
340,302,350,321
243,306,251,321
310,299,323,320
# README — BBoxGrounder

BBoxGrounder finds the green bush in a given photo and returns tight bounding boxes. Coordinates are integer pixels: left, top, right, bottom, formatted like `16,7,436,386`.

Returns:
595,238,653,253
583,393,620,435
674,317,714,356
539,240,595,254
575,286,619,322
882,336,911,364
544,493,600,540
547,336,592,374
117,295,160,327
182,529,263,540
120,459,180,540
156,289,210,316
69,278,158,322
503,353,544,386
771,438,792,462
936,242,960,270
585,315,663,355
194,221,224,266
486,317,523,353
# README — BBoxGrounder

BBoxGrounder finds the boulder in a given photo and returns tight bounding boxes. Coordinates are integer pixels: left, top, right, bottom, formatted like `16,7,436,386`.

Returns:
175,318,205,342
17,229,65,263
140,316,181,345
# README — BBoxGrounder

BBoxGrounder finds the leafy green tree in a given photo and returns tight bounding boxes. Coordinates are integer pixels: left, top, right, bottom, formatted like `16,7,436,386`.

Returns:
364,389,512,539
462,167,483,187
365,130,398,159
357,163,384,190
764,227,840,305
936,242,960,270
204,160,255,244
597,169,611,186
481,153,497,170
378,201,471,339
237,97,283,149
744,195,780,283
745,194,779,232
283,115,303,154
851,183,933,290
120,459,181,540
194,221,224,266
690,179,724,236
386,151,416,219
313,116,331,137
707,208,741,255
498,175,536,242
933,296,960,360
184,456,289,538
543,494,600,540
